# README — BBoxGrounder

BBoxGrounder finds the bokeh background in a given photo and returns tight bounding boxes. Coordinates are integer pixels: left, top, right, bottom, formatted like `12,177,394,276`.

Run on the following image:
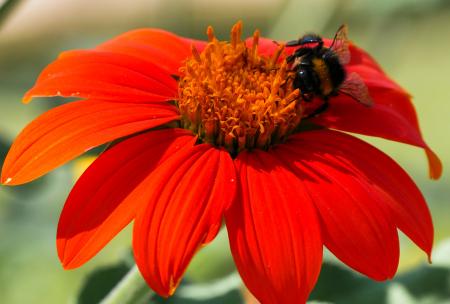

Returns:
0,0,449,303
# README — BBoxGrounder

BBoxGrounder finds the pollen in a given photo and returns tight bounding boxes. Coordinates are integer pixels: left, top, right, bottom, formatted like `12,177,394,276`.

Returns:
177,21,303,155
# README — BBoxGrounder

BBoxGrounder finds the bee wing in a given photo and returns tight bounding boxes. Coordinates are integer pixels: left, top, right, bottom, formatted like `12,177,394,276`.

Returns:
330,24,351,65
339,72,373,106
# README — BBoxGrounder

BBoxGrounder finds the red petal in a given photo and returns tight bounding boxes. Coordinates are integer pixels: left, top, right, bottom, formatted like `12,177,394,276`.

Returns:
133,144,236,296
57,129,195,269
312,83,441,179
1,100,179,185
346,43,385,72
226,150,322,304
97,29,191,75
312,45,442,179
279,130,433,277
24,50,177,103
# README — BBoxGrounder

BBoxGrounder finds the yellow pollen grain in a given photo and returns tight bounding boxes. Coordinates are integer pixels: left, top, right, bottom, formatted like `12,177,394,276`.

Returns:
178,21,304,154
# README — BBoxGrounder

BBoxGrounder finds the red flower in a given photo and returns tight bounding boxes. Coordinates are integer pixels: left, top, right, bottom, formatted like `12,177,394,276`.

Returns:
1,22,442,303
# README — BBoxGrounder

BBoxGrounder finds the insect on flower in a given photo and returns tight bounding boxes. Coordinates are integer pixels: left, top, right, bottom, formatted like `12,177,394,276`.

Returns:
0,21,443,304
286,24,373,117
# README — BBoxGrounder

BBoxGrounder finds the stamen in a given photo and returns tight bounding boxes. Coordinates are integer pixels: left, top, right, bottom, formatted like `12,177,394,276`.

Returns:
207,26,215,42
270,43,285,68
191,45,201,63
270,61,287,97
236,20,243,44
251,30,260,66
186,64,197,78
285,89,300,103
178,22,303,155
231,21,242,48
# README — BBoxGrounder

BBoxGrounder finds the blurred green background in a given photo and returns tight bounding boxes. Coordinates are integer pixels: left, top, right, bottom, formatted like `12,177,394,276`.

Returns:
0,0,449,303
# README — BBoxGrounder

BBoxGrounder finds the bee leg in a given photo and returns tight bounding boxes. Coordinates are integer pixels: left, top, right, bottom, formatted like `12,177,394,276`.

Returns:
286,54,295,63
287,47,312,64
304,100,329,119
295,47,313,58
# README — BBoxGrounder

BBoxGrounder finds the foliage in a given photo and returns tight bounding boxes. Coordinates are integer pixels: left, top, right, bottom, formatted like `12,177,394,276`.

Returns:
76,244,450,304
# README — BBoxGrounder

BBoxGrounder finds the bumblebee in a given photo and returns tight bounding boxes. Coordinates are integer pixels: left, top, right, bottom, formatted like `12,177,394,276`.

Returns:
286,25,373,117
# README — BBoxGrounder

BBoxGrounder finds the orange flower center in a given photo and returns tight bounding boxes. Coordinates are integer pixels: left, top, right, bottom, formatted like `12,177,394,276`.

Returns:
177,22,303,155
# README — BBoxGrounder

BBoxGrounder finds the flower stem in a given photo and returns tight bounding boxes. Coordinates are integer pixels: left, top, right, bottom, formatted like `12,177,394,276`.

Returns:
100,265,154,304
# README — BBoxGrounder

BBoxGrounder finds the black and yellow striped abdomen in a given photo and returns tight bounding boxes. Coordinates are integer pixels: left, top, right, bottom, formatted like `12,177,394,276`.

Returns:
311,57,334,96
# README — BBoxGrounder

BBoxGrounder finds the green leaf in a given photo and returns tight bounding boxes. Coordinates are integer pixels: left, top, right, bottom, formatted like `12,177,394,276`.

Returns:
154,273,244,304
387,284,417,304
79,241,450,304
77,261,131,304
0,136,8,167
154,289,243,304
309,262,450,304
80,259,244,304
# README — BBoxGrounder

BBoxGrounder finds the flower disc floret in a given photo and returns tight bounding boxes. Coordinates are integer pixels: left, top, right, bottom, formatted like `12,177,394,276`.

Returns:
178,22,302,155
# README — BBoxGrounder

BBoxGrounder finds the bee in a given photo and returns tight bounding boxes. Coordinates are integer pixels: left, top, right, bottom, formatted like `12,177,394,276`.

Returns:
285,25,373,117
